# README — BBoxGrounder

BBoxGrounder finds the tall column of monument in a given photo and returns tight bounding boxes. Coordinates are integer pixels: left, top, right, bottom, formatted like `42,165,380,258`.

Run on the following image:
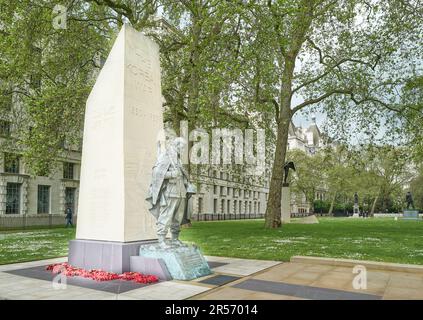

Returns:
69,24,163,273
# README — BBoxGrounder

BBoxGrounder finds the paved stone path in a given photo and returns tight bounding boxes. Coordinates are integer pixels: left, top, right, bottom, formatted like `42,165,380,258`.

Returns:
0,256,422,300
193,257,423,300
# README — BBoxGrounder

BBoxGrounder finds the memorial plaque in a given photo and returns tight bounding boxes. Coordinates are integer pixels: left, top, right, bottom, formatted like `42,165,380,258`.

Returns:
139,244,212,281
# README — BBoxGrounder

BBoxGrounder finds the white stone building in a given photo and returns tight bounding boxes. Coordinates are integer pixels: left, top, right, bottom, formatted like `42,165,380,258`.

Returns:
288,117,322,155
190,167,269,221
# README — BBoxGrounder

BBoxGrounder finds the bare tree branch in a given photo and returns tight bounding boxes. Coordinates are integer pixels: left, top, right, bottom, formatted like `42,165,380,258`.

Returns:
259,97,280,122
292,89,352,112
293,56,380,94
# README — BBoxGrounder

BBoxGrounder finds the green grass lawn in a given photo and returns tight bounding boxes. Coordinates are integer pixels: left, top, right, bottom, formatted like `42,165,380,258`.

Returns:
0,227,75,265
1,218,422,265
180,218,423,265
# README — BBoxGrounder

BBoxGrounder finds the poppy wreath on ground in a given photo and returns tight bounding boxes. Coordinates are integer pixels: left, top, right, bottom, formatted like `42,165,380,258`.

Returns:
46,263,159,284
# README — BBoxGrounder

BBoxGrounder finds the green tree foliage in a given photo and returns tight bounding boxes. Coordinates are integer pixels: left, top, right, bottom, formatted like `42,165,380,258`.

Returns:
287,149,326,214
0,0,114,174
357,145,413,213
242,0,423,228
289,144,415,215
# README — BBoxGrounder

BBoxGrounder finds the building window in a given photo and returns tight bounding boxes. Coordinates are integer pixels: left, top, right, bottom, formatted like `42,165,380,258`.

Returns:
221,199,225,214
198,197,203,214
213,199,217,213
258,202,261,213
227,187,231,197
234,200,237,214
6,183,21,214
0,120,11,137
239,201,242,214
37,185,50,214
227,200,231,214
4,153,20,173
220,186,226,196
65,187,76,213
63,162,74,179
213,185,218,195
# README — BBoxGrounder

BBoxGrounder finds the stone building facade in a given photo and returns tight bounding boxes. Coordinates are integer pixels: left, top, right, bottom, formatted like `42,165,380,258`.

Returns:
0,108,81,228
190,168,268,221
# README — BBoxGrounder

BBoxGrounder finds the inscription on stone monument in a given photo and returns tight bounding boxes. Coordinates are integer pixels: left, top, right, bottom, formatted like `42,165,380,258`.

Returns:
75,24,163,242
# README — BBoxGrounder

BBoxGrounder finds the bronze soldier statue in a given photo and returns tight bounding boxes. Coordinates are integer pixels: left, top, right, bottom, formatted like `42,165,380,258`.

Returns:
146,137,196,249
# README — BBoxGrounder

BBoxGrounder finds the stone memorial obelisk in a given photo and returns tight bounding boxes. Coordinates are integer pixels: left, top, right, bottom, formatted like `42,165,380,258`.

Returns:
68,24,163,273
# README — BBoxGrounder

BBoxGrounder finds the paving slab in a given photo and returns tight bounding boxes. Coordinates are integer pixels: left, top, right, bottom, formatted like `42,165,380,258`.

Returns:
233,279,381,300
199,275,240,286
194,257,423,300
1,256,423,300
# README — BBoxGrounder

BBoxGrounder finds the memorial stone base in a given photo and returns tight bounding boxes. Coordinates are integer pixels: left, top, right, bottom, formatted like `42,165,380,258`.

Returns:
281,184,291,224
352,204,360,218
68,239,157,274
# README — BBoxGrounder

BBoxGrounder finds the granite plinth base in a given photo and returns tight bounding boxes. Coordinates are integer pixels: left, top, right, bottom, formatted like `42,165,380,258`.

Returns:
138,244,212,280
130,256,172,281
68,239,157,274
281,186,291,224
352,205,360,218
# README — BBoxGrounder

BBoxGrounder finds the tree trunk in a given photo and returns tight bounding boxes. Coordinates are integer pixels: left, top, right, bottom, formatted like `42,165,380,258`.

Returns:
328,193,337,216
263,1,313,228
370,195,378,215
308,197,315,215
264,107,291,228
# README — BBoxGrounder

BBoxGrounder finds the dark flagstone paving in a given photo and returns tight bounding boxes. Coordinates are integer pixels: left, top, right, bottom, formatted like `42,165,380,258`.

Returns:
5,265,151,294
4,260,232,294
206,261,229,269
199,275,240,286
233,279,382,300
